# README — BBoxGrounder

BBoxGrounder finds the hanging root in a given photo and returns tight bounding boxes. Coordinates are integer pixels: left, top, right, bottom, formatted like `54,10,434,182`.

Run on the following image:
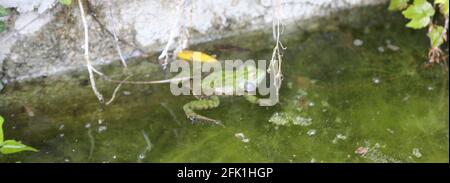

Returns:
268,0,286,103
106,0,128,69
158,0,192,69
78,0,140,105
105,75,132,105
78,0,105,103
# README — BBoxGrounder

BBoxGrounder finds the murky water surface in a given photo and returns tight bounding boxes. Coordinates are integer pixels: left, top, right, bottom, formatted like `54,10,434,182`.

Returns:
0,6,448,163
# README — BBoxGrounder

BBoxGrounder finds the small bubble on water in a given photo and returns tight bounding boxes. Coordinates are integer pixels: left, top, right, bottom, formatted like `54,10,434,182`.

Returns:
58,124,65,131
123,91,132,96
308,102,315,107
306,129,317,136
353,39,364,47
85,123,91,128
378,46,385,53
427,86,434,91
372,77,381,84
59,133,65,138
139,154,146,160
113,155,117,159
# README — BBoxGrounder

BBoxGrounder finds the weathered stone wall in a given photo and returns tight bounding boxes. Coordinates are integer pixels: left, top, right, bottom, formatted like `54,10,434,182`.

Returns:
0,0,385,84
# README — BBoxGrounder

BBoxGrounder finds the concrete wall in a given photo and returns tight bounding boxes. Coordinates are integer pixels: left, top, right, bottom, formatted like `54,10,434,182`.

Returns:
0,0,385,83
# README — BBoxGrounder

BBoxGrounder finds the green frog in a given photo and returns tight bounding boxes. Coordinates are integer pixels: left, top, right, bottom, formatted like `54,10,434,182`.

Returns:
182,64,267,125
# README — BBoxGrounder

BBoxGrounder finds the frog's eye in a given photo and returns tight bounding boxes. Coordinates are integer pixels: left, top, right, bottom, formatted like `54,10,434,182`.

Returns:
244,82,256,92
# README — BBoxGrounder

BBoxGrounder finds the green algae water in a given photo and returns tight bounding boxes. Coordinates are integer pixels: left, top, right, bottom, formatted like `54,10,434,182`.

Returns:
0,6,448,163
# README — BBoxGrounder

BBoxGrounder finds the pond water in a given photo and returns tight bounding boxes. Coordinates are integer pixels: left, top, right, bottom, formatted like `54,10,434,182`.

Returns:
0,5,448,163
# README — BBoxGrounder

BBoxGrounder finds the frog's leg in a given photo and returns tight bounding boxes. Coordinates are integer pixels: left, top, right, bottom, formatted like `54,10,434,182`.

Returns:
183,96,223,126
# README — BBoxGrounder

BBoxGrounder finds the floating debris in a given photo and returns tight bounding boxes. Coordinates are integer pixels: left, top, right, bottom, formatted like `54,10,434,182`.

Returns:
23,105,35,117
427,86,434,91
268,112,291,126
58,124,65,131
235,132,250,143
356,141,401,162
306,129,317,136
412,148,422,158
332,133,347,144
355,147,369,156
353,39,364,47
402,94,410,101
138,153,146,160
292,116,312,126
308,102,315,107
85,123,91,128
386,44,400,52
378,46,385,53
386,128,395,134
97,125,107,133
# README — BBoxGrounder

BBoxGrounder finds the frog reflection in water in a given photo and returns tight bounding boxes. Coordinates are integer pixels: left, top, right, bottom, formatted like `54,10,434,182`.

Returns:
181,62,267,125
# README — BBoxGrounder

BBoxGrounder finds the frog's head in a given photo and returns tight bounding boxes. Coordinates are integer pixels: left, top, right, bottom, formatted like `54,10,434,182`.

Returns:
236,64,266,93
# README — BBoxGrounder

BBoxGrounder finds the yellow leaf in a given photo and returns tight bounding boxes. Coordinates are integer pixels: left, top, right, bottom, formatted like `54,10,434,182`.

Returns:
177,50,218,63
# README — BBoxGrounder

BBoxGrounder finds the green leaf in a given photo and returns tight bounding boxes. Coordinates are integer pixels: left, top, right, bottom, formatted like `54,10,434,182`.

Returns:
0,116,4,142
428,25,446,48
405,16,432,28
435,0,449,16
59,0,72,6
402,0,435,29
0,6,9,17
0,140,38,154
389,0,410,11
